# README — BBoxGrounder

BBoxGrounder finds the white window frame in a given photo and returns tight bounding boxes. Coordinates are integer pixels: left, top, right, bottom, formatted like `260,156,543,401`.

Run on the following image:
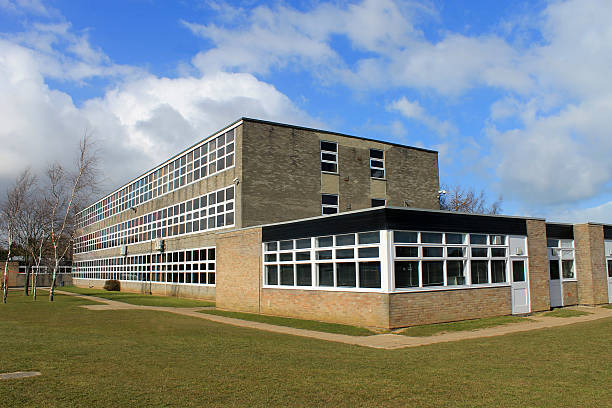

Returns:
547,239,577,281
320,141,338,174
321,194,339,215
369,148,385,179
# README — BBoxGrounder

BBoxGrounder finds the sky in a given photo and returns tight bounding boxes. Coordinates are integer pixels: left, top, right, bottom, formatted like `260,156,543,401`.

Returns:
0,0,611,223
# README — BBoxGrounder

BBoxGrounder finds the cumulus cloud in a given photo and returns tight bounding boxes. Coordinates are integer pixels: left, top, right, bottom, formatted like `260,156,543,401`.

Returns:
0,19,316,197
388,97,455,137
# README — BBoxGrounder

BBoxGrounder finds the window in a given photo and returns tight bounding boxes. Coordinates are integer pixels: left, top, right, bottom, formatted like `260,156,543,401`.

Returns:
321,194,338,215
371,198,386,207
547,239,576,281
264,231,382,290
321,141,337,173
370,149,385,178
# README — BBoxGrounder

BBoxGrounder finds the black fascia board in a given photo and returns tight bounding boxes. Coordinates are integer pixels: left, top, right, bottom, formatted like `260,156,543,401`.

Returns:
546,223,574,239
262,208,528,242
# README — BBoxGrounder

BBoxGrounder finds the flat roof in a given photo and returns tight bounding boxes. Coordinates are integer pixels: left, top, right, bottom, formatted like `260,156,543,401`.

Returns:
260,206,538,242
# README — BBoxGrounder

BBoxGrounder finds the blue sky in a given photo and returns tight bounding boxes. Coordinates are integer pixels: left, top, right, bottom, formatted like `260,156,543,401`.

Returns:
1,0,611,223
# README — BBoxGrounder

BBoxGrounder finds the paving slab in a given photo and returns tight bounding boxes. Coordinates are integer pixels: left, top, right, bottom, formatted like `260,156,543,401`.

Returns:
0,371,41,380
53,290,612,350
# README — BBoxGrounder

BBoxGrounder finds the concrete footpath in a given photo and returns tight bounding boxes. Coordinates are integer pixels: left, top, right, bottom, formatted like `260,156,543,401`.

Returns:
54,290,612,350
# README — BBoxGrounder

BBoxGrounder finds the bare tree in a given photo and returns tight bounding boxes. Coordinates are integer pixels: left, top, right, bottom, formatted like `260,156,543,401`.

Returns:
16,190,51,300
1,169,36,303
439,184,502,215
46,135,99,301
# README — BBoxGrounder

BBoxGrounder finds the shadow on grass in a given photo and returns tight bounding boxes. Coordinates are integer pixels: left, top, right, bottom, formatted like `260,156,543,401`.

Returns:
542,308,591,318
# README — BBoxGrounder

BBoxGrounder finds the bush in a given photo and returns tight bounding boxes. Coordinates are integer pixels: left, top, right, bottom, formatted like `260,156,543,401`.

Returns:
103,280,120,291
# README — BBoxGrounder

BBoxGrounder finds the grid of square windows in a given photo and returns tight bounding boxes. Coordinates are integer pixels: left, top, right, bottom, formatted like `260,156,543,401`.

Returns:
393,231,511,289
77,128,236,229
263,231,382,289
74,186,235,254
73,247,216,285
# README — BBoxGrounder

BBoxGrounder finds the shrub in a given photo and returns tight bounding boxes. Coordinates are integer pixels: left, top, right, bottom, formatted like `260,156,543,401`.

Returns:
103,280,120,291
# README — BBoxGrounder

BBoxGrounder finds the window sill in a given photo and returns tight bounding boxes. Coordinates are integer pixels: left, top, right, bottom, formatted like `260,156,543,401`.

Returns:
370,177,386,181
321,171,339,176
392,283,510,293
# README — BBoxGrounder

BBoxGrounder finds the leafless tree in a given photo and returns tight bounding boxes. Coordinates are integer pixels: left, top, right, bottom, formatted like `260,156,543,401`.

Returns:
1,169,36,303
46,135,99,301
439,184,502,215
16,190,52,300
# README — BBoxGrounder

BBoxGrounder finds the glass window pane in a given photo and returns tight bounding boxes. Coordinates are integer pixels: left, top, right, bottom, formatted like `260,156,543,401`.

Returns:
265,254,276,262
423,247,443,257
562,260,575,279
394,231,418,243
421,232,442,244
358,247,379,258
316,250,332,260
471,260,489,284
296,264,312,286
336,249,354,259
471,234,487,245
512,260,525,282
358,231,380,244
296,252,310,261
471,247,488,257
549,260,560,280
359,262,381,288
490,235,506,245
280,265,294,286
446,233,465,244
395,246,418,257
318,263,334,286
279,253,293,262
395,261,419,288
447,247,466,257
492,260,506,283
422,261,444,286
491,248,506,257
608,260,612,278
336,234,355,246
317,236,333,247
295,238,311,249
279,240,293,250
266,265,278,285
547,239,559,248
337,263,356,287
447,261,465,285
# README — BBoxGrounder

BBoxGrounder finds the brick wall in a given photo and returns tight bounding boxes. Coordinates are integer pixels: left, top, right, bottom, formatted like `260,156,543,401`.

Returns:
527,219,550,311
386,145,439,209
574,224,608,305
260,288,390,328
389,287,511,328
215,227,262,312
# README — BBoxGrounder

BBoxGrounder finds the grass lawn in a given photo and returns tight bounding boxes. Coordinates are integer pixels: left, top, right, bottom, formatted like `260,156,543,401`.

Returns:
56,286,215,307
201,309,375,336
542,308,591,318
0,292,610,407
398,315,530,337
602,304,612,309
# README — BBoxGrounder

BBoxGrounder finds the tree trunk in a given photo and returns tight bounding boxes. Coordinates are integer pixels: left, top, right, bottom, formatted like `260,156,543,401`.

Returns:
24,265,30,296
3,245,10,303
32,268,37,301
49,266,57,302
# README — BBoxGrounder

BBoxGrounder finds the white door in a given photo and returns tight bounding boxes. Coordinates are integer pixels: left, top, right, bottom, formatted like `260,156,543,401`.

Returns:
549,259,563,307
511,259,530,314
607,259,612,304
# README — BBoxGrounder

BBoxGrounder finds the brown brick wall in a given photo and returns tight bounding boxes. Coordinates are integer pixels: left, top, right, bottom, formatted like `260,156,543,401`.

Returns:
574,224,608,305
260,288,390,328
389,287,511,328
240,120,440,227
562,281,578,306
215,227,262,312
386,146,439,209
527,219,550,311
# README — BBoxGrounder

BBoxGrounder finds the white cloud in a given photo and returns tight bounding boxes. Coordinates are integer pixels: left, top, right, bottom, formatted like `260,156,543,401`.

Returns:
547,201,612,224
388,97,454,137
0,21,316,197
0,0,51,16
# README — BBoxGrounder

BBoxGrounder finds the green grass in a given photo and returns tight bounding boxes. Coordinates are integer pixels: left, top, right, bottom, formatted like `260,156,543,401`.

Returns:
0,292,610,407
542,308,591,318
399,315,530,337
602,304,612,309
201,309,375,336
56,286,215,307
